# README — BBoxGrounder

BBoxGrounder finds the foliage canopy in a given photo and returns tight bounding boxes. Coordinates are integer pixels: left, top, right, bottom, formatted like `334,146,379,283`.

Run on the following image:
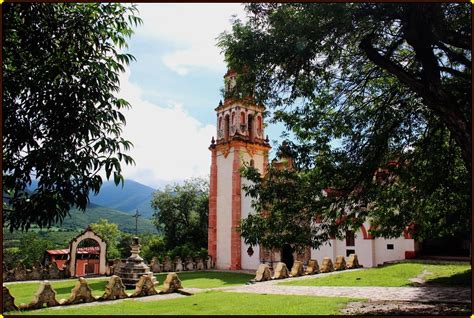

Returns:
219,3,471,250
151,178,209,251
3,3,141,231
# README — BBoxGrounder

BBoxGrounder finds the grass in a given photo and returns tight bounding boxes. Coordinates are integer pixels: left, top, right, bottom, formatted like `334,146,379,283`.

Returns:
279,262,471,287
15,291,360,315
154,271,254,289
6,271,254,305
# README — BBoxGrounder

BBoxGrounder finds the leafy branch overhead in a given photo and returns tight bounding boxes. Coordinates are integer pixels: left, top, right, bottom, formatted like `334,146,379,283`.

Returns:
219,3,470,247
3,3,142,231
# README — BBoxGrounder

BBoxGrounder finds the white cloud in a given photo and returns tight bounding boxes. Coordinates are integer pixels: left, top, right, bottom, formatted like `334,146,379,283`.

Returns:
117,67,215,187
136,3,246,75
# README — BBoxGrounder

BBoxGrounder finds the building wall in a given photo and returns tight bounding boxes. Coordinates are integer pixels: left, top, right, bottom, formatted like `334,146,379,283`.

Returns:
374,237,416,265
75,259,100,277
53,259,67,269
240,150,265,270
215,147,234,269
310,224,416,267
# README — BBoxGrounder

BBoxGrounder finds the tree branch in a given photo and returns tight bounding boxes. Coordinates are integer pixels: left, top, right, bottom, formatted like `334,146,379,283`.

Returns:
437,41,471,69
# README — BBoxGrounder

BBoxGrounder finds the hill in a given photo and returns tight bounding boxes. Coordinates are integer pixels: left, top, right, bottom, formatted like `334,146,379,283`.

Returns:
61,203,158,234
89,180,156,218
27,179,160,218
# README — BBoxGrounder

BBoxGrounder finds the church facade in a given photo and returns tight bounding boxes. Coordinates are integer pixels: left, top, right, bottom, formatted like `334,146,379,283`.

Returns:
208,70,418,270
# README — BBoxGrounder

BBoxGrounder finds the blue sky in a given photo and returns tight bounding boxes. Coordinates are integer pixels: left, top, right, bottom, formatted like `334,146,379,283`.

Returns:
118,4,286,188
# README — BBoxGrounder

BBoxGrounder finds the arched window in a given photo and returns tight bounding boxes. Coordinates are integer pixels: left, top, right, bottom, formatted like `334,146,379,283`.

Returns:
231,112,235,125
257,116,262,130
224,114,230,141
248,114,254,142
250,159,255,167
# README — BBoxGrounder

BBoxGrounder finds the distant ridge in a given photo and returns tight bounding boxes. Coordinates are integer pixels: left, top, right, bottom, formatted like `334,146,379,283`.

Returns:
89,179,156,218
27,179,163,218
62,203,158,234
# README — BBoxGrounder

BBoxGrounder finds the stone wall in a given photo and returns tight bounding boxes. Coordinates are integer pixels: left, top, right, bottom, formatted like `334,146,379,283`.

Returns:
252,255,361,282
3,262,68,282
139,256,213,274
4,273,189,313
4,254,215,284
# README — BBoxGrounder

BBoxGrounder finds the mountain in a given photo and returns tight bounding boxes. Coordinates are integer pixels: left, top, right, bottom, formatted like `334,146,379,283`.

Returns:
26,179,160,218
89,180,156,218
61,203,158,234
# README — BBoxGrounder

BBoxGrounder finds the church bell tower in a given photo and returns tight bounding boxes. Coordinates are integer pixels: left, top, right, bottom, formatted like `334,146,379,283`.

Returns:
208,70,271,270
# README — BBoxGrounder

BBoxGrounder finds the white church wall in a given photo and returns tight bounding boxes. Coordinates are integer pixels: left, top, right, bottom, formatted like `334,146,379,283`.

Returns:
215,148,234,269
240,150,265,270
311,240,335,262
374,237,415,266
334,239,347,259
310,226,415,268
355,236,375,267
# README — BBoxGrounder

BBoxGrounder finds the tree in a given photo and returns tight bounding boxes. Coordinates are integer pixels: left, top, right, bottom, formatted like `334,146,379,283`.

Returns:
90,219,121,259
141,235,166,262
3,3,141,231
19,232,52,268
218,3,470,248
219,3,470,172
151,178,209,251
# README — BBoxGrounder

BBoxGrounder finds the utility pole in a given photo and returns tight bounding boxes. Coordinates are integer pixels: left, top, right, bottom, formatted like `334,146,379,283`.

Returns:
133,209,141,236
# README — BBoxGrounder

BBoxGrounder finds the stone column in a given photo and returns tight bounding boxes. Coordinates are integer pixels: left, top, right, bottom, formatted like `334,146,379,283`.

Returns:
208,144,218,264
230,146,242,270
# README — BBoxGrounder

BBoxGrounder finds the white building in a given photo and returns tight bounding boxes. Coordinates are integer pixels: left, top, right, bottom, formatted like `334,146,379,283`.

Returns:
208,70,418,270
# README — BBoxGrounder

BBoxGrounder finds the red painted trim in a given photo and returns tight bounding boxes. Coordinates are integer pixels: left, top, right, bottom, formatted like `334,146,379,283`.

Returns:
360,224,374,240
230,145,242,270
208,148,218,263
405,251,416,259
403,223,416,239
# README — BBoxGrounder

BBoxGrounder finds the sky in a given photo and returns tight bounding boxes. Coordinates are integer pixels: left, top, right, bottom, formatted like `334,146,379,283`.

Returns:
117,4,286,189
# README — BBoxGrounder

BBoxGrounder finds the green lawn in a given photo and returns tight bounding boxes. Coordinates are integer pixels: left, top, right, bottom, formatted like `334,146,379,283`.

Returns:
154,271,254,289
6,271,254,305
15,291,360,315
279,263,471,287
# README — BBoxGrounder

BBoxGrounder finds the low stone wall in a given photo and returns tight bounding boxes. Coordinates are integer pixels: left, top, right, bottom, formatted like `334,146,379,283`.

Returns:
3,262,68,282
253,255,361,282
5,254,215,283
133,256,213,274
3,272,190,312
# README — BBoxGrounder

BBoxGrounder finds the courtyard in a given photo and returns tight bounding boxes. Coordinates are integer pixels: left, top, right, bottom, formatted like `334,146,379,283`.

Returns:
4,262,471,315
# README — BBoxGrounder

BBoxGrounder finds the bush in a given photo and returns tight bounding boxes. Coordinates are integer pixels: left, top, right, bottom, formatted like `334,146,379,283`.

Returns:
4,247,21,269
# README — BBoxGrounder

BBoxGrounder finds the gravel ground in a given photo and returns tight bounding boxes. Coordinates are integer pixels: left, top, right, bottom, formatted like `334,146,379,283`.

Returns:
342,300,471,315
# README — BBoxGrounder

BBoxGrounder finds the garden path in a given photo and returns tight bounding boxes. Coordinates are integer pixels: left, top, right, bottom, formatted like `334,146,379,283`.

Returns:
222,270,471,304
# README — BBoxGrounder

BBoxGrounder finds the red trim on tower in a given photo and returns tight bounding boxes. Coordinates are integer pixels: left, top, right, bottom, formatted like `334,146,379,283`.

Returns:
208,147,218,264
230,145,242,270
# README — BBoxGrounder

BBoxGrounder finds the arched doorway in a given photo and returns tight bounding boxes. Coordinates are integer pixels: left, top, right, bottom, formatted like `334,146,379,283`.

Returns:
75,238,100,276
68,227,107,277
281,244,294,270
